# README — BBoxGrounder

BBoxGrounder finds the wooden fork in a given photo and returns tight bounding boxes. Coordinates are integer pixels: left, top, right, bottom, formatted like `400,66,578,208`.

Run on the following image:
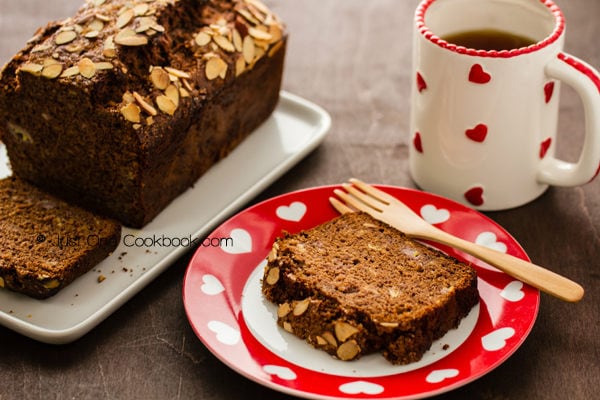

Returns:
329,178,584,302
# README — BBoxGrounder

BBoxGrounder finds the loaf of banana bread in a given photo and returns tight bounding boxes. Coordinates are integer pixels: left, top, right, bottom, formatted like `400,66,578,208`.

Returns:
0,0,286,227
262,212,479,364
0,176,121,299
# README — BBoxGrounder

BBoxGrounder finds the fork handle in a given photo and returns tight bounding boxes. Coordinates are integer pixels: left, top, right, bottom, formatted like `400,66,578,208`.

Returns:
414,225,584,302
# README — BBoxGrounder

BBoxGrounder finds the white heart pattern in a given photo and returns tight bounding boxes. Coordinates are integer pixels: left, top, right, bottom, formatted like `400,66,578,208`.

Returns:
500,280,525,302
339,381,384,395
207,320,241,346
276,201,307,222
420,204,450,224
220,228,252,254
481,327,515,351
425,369,459,384
262,365,297,380
475,231,507,253
200,274,225,296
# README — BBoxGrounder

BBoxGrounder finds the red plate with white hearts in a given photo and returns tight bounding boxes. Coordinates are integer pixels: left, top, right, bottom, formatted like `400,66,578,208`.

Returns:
183,185,539,399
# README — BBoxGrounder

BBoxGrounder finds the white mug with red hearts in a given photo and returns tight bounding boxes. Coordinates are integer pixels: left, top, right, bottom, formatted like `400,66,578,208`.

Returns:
409,0,600,210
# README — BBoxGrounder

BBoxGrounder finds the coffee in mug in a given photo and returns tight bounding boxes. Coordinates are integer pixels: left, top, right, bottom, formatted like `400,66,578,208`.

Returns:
409,0,600,210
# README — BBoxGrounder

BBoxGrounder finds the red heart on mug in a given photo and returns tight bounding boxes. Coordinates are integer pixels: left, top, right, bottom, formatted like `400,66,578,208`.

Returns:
468,64,491,84
416,72,427,93
413,132,423,153
539,138,552,158
464,186,484,206
465,124,488,142
544,82,555,103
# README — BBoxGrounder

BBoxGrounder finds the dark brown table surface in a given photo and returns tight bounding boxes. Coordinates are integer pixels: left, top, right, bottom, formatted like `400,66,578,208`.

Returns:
1,1,598,399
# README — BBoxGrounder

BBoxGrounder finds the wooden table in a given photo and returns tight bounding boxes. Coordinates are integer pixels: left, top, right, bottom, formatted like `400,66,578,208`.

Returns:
0,1,598,399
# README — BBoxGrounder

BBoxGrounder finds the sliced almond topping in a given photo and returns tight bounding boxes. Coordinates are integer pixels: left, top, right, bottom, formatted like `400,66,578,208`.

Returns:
380,322,400,328
150,67,170,90
122,91,135,104
61,65,80,78
269,24,283,43
165,84,179,107
94,61,114,70
77,57,96,78
195,31,211,47
19,62,44,75
83,30,100,39
95,13,111,22
336,340,360,361
55,30,77,45
205,57,228,80
283,321,293,333
213,35,235,52
156,95,176,115
248,26,272,41
164,66,191,79
232,29,243,52
133,3,149,16
265,267,280,285
242,35,255,64
121,102,141,123
133,91,158,116
315,336,328,346
277,302,291,318
87,19,104,32
292,298,310,316
237,8,259,25
41,63,63,79
321,331,337,347
334,321,360,342
179,87,190,98
235,55,246,77
116,9,135,29
114,29,148,46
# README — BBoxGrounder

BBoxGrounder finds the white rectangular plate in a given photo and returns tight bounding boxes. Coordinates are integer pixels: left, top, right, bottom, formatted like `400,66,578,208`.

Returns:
0,91,331,344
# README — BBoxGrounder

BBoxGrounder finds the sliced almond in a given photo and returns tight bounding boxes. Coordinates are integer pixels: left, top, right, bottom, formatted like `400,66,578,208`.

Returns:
334,321,359,342
336,340,360,361
292,298,311,316
179,87,190,98
195,31,212,47
232,29,243,52
242,35,255,64
315,336,327,346
41,63,63,79
150,67,170,90
156,95,176,115
283,321,293,333
61,65,80,78
19,62,44,75
94,61,114,70
133,91,158,116
248,26,272,41
77,58,96,78
116,9,135,29
115,29,148,46
165,84,179,107
379,322,400,328
164,66,191,80
265,267,280,285
121,102,141,123
205,56,228,80
235,55,246,77
122,91,135,104
213,35,235,52
268,40,283,57
277,302,291,318
321,331,337,347
55,30,77,45
133,3,149,16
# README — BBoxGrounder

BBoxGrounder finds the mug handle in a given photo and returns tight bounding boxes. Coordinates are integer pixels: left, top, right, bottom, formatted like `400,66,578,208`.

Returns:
537,53,600,186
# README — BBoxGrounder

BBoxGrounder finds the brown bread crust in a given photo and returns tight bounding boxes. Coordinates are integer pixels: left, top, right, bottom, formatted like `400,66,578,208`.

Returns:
262,212,479,364
0,0,286,227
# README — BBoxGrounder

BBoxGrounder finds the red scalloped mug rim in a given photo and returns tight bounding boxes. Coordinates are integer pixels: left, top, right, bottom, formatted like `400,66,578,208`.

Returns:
415,0,565,58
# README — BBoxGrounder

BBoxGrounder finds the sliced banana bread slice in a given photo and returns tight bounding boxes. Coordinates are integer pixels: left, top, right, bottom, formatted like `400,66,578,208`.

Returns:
262,211,478,364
